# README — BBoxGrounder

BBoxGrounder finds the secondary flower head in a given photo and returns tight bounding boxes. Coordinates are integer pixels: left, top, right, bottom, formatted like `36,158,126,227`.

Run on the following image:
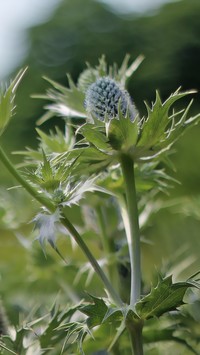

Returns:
85,77,137,122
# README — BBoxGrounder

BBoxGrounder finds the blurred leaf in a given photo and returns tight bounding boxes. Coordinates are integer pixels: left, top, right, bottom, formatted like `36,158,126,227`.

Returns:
36,126,75,153
56,146,112,176
0,68,27,136
80,295,108,327
143,318,199,355
58,320,92,355
33,75,86,124
33,209,61,254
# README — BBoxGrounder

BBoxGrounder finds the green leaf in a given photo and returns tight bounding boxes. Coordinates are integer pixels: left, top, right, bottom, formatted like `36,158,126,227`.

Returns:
39,300,84,352
80,295,108,327
78,123,111,151
57,146,112,175
136,88,200,160
36,126,74,153
33,75,86,122
107,113,138,151
135,275,196,320
59,321,91,355
0,68,27,136
143,315,200,354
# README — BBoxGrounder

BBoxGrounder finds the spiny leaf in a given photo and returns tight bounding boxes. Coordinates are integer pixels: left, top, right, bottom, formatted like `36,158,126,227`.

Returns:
36,126,74,153
0,67,27,136
56,146,112,176
117,54,144,85
62,176,99,207
135,275,197,320
80,295,108,327
78,123,110,151
33,75,86,120
136,88,197,159
107,113,138,151
33,209,61,255
59,321,91,355
39,301,83,351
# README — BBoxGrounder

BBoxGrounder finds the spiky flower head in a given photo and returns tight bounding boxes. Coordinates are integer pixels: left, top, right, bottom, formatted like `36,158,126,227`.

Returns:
85,77,137,122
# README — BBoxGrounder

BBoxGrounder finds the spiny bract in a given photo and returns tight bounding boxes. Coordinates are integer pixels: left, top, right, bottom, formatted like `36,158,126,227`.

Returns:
85,77,137,122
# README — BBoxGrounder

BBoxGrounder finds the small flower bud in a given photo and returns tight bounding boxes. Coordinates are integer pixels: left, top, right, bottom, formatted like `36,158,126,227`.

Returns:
85,77,137,122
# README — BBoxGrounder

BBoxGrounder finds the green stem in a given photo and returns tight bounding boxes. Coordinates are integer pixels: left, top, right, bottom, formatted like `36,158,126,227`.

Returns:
126,320,144,355
96,206,119,292
0,145,55,212
96,206,111,255
0,144,123,307
60,211,123,307
120,154,141,307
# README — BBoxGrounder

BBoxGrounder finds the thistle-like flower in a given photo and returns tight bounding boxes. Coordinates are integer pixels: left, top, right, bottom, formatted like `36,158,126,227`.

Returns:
85,77,137,122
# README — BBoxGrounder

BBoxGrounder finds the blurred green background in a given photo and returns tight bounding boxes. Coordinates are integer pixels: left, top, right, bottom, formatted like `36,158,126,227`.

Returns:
0,0,200,336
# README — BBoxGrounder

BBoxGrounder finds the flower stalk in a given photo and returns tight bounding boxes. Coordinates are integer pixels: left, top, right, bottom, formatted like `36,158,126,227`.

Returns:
120,154,141,307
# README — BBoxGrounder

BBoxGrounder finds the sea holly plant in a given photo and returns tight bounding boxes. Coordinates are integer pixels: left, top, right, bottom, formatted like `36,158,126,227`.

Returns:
1,56,200,354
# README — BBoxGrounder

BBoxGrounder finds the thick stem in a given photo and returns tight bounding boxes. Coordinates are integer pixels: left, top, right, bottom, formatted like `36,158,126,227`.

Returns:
120,154,141,307
126,320,144,355
0,144,123,307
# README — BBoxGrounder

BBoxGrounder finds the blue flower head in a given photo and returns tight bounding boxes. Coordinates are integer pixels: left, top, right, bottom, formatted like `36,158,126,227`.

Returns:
85,77,137,122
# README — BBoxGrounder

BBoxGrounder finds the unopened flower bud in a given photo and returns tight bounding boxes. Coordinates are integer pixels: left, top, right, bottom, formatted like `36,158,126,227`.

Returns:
85,77,137,122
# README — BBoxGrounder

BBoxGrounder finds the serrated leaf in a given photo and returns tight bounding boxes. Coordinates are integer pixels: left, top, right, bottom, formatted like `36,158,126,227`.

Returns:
80,295,108,327
0,67,27,136
136,89,198,160
39,300,84,352
41,151,53,181
58,146,112,175
62,176,101,207
135,275,196,320
36,126,74,153
59,321,91,355
78,123,110,151
33,75,86,123
107,114,138,151
138,89,192,147
45,75,86,116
